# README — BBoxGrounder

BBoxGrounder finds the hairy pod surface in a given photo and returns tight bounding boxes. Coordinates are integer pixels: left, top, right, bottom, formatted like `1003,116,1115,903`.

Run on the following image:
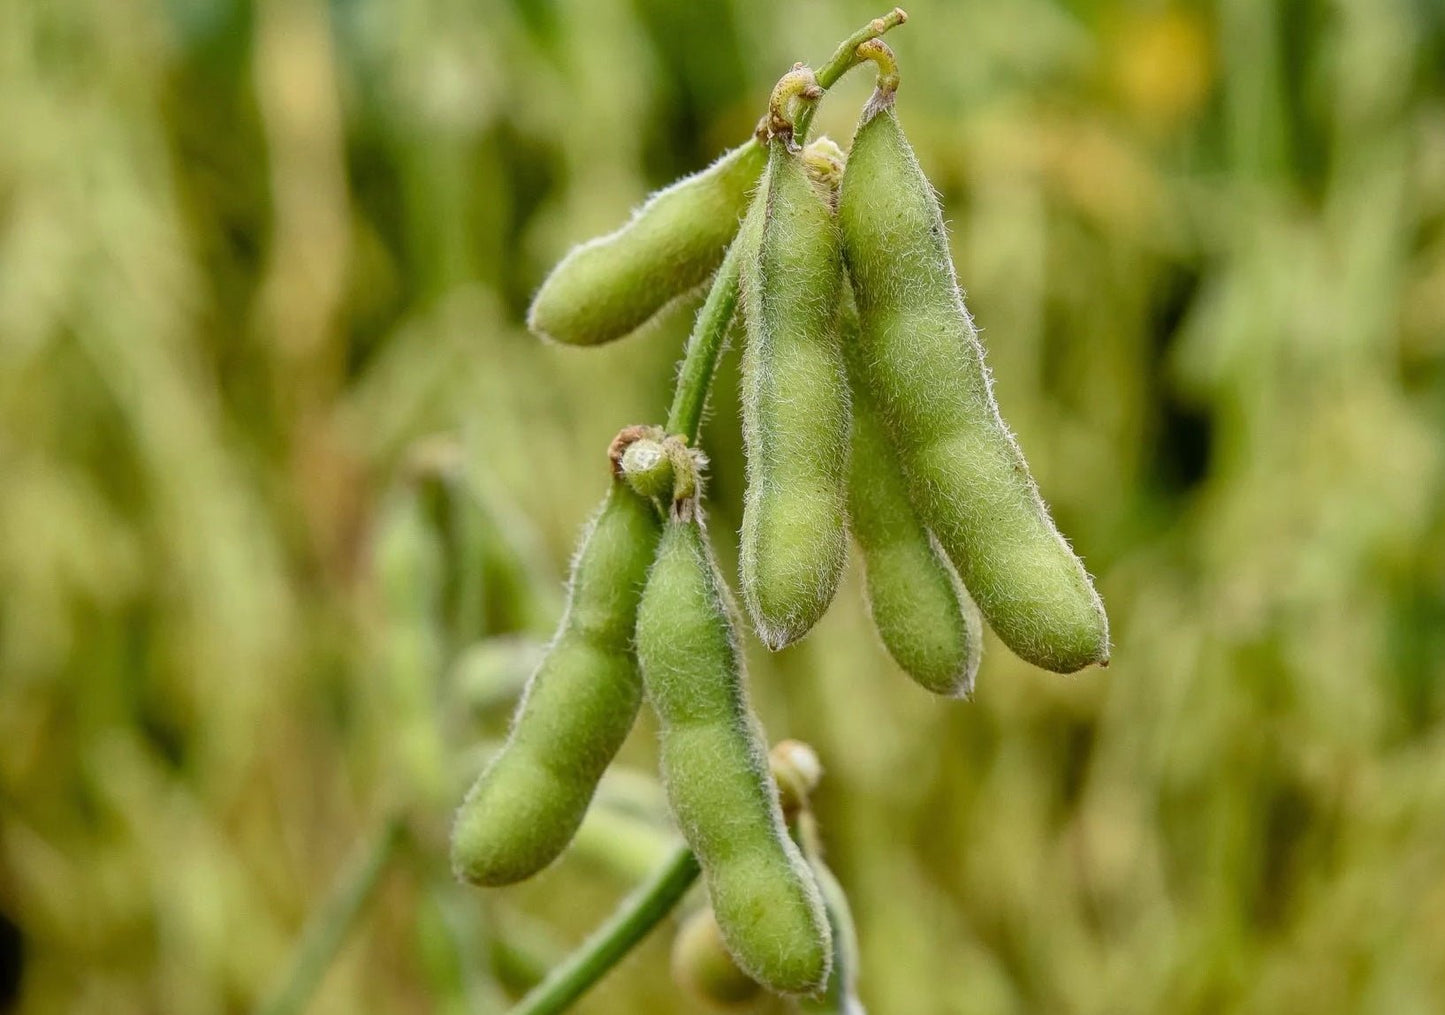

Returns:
847,352,982,696
527,141,768,346
738,140,851,650
837,102,1109,673
451,479,661,886
637,519,831,994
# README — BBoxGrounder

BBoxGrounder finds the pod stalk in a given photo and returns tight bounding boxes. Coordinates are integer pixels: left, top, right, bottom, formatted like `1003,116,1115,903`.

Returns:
764,65,824,145
855,39,900,121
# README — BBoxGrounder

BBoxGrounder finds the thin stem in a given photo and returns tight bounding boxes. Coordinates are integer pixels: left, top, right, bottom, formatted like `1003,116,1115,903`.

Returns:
766,65,823,141
665,241,742,445
794,7,909,141
508,845,701,1015
663,11,907,449
792,812,863,1015
855,38,900,95
255,814,407,1015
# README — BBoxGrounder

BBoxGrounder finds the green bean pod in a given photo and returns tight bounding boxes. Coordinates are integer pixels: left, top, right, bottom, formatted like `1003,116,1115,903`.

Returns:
451,478,661,886
527,141,768,346
847,343,982,697
837,97,1109,673
637,517,831,994
738,139,850,649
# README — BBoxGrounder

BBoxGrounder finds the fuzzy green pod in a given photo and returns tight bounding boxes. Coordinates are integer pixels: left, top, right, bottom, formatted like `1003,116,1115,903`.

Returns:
451,478,661,886
737,139,851,649
637,518,831,994
838,97,1108,673
527,141,768,346
847,343,982,696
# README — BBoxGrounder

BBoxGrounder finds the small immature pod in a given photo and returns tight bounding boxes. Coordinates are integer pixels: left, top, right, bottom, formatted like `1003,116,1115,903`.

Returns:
738,136,851,649
527,141,768,346
637,516,832,994
846,335,982,696
671,906,762,1007
451,476,662,886
801,136,847,207
837,91,1109,674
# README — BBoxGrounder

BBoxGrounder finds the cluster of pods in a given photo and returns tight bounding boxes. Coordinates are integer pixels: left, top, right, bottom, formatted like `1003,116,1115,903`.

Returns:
452,22,1108,1001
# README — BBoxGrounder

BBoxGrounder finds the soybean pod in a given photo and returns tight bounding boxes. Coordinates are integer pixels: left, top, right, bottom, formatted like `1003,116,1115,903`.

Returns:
451,474,661,886
637,515,831,995
837,81,1109,674
845,311,982,697
527,141,768,347
738,118,851,649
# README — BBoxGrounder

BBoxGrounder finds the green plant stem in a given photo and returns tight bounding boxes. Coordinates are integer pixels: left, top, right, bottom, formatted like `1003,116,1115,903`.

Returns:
662,10,907,448
508,845,701,1015
255,814,407,1015
665,241,741,445
792,811,863,1015
794,7,909,141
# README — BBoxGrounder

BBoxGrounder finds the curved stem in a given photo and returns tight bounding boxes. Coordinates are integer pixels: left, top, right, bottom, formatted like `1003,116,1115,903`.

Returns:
856,39,901,122
508,845,701,1015
855,38,900,95
793,7,909,141
766,65,823,141
665,241,742,445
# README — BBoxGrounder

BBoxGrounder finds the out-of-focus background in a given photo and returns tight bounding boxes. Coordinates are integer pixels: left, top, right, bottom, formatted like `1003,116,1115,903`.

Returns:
3,0,1445,1012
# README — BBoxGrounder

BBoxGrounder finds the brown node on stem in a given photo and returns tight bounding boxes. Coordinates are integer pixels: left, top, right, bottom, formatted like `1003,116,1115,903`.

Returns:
764,65,823,145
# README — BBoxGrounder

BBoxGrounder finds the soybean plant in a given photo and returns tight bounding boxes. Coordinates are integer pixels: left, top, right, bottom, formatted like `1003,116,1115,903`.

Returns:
440,9,1111,1014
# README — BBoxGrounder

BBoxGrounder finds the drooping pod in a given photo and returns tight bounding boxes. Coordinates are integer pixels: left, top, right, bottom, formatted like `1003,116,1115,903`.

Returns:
527,141,768,346
451,455,662,886
637,513,831,994
737,105,851,649
837,77,1109,674
844,302,982,696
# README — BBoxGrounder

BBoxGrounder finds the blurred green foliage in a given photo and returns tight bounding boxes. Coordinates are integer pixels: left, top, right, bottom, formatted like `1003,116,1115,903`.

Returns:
2,0,1445,1012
